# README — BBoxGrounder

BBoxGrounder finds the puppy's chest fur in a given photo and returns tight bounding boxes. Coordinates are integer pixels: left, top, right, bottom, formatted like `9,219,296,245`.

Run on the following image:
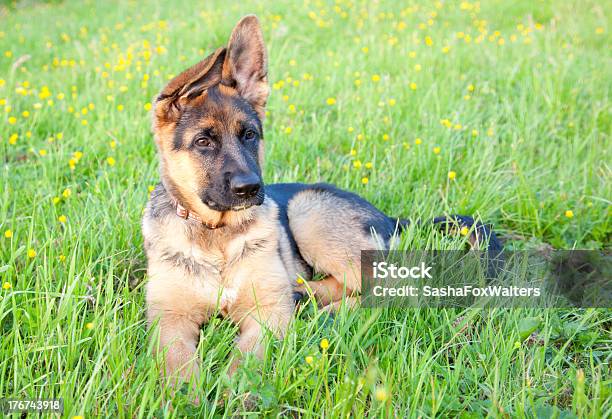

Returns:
158,223,272,283
143,185,283,292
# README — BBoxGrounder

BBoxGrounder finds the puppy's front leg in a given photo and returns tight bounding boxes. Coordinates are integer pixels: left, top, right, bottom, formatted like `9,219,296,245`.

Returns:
228,315,265,375
146,266,214,386
226,266,294,375
149,308,204,383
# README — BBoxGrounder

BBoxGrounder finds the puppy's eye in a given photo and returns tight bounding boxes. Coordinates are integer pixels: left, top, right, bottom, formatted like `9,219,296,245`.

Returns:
244,130,257,141
194,137,213,148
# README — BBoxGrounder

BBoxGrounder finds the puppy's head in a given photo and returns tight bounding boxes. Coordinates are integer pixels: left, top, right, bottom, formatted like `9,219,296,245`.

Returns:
152,16,269,225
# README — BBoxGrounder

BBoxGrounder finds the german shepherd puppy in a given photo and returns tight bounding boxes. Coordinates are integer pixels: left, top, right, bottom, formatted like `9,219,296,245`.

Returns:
143,16,501,385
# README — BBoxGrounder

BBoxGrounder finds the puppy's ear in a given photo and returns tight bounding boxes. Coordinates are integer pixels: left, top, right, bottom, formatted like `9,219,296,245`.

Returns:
154,47,226,127
221,15,269,119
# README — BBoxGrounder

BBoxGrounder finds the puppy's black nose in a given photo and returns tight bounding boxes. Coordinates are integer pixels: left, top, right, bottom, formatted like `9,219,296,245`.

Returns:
230,173,261,198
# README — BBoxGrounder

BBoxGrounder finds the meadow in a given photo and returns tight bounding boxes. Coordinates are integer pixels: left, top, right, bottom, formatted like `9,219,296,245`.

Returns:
0,0,610,416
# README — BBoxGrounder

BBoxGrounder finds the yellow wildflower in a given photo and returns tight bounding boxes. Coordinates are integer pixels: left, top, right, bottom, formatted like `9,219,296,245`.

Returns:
375,386,389,402
320,338,330,350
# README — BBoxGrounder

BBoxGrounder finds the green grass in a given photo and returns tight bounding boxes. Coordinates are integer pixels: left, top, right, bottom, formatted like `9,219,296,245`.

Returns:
0,0,610,417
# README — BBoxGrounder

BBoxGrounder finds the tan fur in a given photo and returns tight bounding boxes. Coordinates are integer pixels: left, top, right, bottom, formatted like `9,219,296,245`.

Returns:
302,276,346,307
320,296,360,313
144,198,294,383
162,149,224,227
287,190,379,295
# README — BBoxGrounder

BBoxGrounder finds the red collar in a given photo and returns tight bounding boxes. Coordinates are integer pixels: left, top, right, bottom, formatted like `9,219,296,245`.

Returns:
172,199,224,229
